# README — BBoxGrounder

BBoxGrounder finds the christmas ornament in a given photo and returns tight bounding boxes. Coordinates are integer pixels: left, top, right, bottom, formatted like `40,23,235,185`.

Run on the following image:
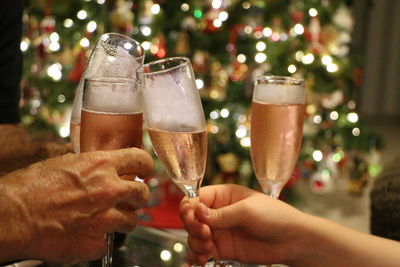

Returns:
212,153,240,185
110,0,134,34
174,31,190,55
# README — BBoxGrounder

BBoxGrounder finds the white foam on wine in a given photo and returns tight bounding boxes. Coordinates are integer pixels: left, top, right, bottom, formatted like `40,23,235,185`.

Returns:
83,82,143,113
142,69,206,132
254,83,305,104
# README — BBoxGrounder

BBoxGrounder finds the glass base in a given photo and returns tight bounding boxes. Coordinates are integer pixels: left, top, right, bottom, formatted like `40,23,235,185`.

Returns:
204,259,243,267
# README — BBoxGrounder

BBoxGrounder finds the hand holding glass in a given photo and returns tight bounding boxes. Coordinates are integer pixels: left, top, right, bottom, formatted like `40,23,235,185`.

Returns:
80,77,143,267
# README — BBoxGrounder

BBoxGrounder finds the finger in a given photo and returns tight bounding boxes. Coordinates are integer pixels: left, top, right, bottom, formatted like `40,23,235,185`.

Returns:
100,208,139,233
195,201,245,229
117,181,150,210
187,236,215,255
179,198,196,225
186,252,210,267
106,148,154,178
199,184,254,209
184,220,212,240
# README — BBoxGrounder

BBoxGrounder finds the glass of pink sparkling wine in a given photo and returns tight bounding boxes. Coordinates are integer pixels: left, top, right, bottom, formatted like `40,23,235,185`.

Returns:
250,75,305,198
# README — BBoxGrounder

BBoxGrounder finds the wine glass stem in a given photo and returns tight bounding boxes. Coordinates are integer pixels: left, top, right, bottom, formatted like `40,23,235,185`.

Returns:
102,232,114,267
262,181,283,199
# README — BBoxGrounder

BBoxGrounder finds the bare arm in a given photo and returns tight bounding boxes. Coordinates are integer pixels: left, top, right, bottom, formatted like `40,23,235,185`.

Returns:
179,184,400,266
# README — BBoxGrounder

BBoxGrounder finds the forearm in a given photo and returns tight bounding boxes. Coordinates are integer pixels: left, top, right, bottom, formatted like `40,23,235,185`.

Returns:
0,174,34,263
291,214,400,266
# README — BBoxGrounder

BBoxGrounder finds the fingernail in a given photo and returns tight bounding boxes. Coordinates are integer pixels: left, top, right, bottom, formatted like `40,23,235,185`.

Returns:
199,202,210,217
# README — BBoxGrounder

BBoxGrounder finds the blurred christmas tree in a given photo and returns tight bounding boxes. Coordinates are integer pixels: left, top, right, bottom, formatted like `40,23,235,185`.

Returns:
21,0,382,196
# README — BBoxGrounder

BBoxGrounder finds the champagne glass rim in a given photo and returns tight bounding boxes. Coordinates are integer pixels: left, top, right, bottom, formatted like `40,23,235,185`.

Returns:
99,32,144,57
137,56,190,76
256,75,304,86
85,76,136,84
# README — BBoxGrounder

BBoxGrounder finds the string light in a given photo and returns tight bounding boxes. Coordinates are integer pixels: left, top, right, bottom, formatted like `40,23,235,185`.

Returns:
270,32,279,42
97,0,105,4
242,1,250,9
87,21,97,33
210,125,219,134
280,33,288,41
194,9,202,18
195,79,204,89
151,4,161,14
294,24,304,35
173,243,184,253
212,0,222,9
327,63,339,73
255,53,267,63
181,3,189,12
58,125,70,138
210,110,219,120
77,10,87,20
141,41,151,50
295,51,304,61
244,25,252,34
240,137,251,147
235,126,247,138
330,111,339,120
332,153,342,162
352,127,360,136
57,94,66,103
49,42,60,52
213,19,222,28
313,150,323,162
263,27,272,37
347,112,358,123
288,64,296,73
47,63,62,81
141,26,151,36
302,53,314,64
50,32,59,42
63,18,74,28
313,115,322,124
348,100,356,109
256,41,266,51
219,11,228,21
20,39,29,52
220,108,229,118
237,54,246,63
321,55,332,65
80,38,90,48
160,250,172,262
309,8,318,17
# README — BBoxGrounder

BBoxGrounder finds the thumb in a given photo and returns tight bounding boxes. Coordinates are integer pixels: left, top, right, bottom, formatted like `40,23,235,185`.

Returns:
195,201,243,229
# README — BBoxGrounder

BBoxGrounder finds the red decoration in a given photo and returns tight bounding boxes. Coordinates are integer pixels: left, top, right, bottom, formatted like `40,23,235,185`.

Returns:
291,10,304,23
353,68,363,86
68,51,87,82
286,166,301,188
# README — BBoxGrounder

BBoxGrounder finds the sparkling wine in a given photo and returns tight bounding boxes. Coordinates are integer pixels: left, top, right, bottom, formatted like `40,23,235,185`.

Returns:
69,121,81,154
250,101,304,185
80,109,143,152
147,127,207,185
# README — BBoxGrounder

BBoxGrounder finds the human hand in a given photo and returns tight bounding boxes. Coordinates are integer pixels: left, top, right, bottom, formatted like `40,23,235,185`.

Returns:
0,148,154,264
179,184,307,266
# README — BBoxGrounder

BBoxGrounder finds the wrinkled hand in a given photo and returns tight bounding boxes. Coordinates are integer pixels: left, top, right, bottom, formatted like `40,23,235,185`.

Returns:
0,148,154,264
179,184,306,266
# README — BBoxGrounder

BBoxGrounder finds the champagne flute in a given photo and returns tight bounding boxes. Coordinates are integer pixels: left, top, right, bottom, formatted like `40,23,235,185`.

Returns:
138,57,206,198
250,75,305,198
80,77,143,267
70,32,144,153
138,57,241,267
